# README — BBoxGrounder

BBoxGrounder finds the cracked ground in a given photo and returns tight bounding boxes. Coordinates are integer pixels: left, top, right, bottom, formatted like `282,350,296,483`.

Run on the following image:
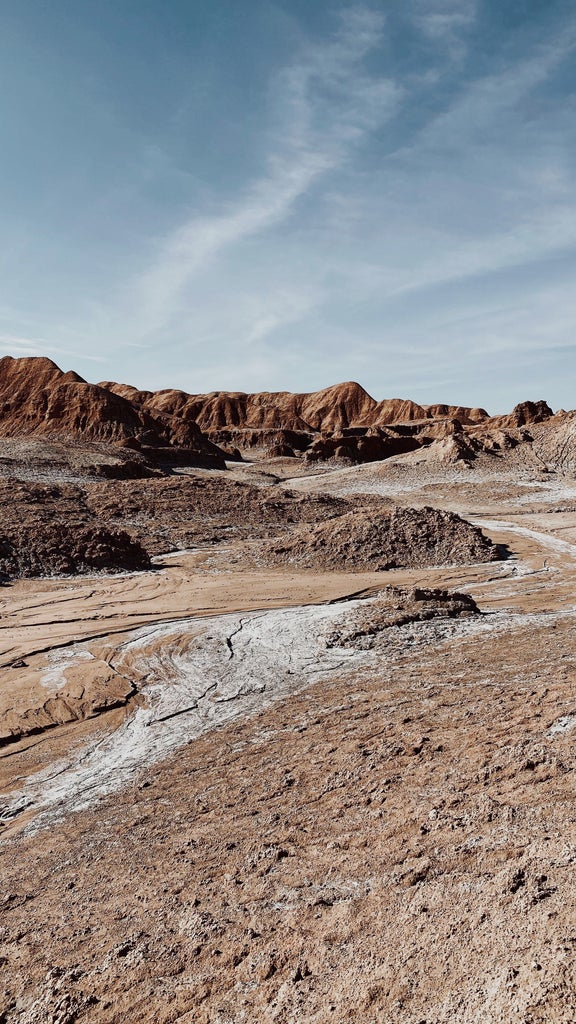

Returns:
2,463,576,1022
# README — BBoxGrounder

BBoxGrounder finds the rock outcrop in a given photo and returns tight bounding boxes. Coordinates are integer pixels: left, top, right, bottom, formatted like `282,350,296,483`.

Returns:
0,525,150,579
304,430,422,464
0,356,566,470
488,400,554,430
0,357,226,467
104,380,435,436
529,411,576,473
266,506,500,571
423,404,489,424
0,356,157,442
326,586,480,648
101,375,561,466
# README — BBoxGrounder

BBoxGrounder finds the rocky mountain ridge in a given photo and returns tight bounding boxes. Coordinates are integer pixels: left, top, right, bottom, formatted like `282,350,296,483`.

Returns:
97,376,567,467
0,355,571,469
0,356,226,469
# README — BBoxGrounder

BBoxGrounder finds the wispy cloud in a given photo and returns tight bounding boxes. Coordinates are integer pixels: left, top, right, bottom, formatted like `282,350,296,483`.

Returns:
411,0,477,60
2,0,576,410
132,6,400,337
0,335,105,363
352,18,576,302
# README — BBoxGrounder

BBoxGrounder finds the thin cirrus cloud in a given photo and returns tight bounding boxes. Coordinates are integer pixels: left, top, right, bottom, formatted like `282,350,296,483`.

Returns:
367,18,576,299
120,0,576,407
131,7,401,340
0,335,106,364
0,0,575,409
411,0,477,59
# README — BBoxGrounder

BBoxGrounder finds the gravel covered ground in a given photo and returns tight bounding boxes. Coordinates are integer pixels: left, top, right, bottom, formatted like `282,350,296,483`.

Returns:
2,608,576,1024
2,459,576,1022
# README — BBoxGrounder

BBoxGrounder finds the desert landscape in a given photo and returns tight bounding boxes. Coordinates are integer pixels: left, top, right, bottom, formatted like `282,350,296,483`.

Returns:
1,356,576,1023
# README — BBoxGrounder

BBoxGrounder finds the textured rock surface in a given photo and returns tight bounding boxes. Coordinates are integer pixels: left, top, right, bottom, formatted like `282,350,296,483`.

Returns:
488,399,554,429
2,357,571,471
0,356,226,466
304,430,421,464
103,378,489,436
0,525,150,579
325,586,480,647
529,411,576,472
266,506,499,571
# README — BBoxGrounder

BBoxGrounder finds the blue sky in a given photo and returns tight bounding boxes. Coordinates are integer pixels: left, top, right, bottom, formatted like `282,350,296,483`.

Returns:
1,0,575,411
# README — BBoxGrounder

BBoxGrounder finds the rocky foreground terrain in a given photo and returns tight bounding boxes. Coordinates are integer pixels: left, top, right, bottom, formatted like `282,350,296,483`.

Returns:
1,357,576,1022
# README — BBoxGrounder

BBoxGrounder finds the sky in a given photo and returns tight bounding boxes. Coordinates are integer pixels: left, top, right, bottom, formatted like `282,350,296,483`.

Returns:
0,0,575,412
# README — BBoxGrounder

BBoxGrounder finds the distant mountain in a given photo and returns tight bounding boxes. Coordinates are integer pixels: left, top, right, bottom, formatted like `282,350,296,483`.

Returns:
99,378,491,433
0,355,565,469
0,356,226,466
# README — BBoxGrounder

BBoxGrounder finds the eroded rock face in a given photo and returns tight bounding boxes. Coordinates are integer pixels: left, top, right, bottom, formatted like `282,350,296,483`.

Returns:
528,411,576,472
266,506,499,571
305,431,421,464
0,526,150,579
326,586,480,649
423,403,489,423
1,356,572,477
0,356,227,467
0,356,161,443
7,356,569,470
104,380,453,435
488,400,554,429
100,372,564,467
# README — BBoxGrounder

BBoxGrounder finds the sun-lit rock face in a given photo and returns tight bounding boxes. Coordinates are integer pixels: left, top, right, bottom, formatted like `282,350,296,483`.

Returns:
0,356,226,464
1,356,568,471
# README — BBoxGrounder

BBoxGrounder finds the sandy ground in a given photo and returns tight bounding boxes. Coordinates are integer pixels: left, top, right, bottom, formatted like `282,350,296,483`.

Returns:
2,463,576,1022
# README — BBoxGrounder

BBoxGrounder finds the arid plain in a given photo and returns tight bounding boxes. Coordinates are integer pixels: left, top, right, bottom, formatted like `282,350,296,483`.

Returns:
1,357,576,1023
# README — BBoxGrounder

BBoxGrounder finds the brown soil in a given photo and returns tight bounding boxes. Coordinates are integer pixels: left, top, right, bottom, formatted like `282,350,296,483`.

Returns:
1,609,576,1024
0,476,498,582
0,476,356,577
84,475,355,553
0,467,573,1021
265,506,499,571
0,482,152,578
0,526,150,579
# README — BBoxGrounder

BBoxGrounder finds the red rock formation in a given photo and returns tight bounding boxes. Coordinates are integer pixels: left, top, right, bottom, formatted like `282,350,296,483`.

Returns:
102,381,431,435
424,404,489,424
368,398,429,425
98,377,565,467
0,357,157,442
0,357,226,466
5,357,565,471
487,400,554,429
103,382,376,433
100,380,496,446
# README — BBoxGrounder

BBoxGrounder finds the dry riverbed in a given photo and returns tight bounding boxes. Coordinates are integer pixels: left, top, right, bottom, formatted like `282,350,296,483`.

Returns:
2,469,576,1022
